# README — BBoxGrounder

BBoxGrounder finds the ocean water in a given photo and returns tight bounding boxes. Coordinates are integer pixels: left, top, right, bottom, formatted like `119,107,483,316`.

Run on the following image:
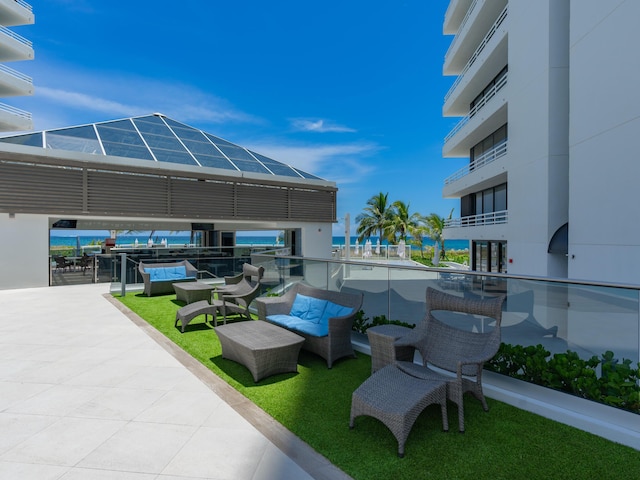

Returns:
50,234,469,251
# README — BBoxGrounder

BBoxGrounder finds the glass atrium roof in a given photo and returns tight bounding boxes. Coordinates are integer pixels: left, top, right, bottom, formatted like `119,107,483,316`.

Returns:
0,114,321,180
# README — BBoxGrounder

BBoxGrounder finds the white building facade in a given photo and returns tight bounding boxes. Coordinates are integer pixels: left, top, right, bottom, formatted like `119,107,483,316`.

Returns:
0,0,33,131
441,0,640,284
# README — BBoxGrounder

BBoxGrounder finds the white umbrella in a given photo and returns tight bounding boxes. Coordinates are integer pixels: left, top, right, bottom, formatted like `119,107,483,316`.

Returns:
364,239,372,258
398,239,406,258
375,238,381,255
354,240,359,255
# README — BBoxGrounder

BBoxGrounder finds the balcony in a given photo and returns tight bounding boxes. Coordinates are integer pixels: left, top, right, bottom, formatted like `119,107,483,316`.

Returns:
443,0,473,34
444,0,479,48
444,1,507,75
0,24,34,62
0,63,33,96
443,75,507,157
0,100,31,130
444,141,508,191
445,209,508,228
443,17,507,117
0,0,34,27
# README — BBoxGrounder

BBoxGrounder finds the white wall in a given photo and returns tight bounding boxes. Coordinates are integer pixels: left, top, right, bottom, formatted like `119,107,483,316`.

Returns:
568,0,640,283
299,223,333,259
0,213,50,289
506,0,570,277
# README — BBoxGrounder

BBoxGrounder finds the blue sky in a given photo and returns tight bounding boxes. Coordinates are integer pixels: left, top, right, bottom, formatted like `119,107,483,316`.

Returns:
14,1,464,235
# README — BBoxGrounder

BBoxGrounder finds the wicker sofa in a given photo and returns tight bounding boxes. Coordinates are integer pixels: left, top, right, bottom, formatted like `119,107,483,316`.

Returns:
255,283,363,368
138,260,198,296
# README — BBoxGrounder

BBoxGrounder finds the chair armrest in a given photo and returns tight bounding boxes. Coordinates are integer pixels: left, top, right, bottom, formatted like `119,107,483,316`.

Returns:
224,273,243,285
255,297,291,319
326,312,356,336
394,330,425,349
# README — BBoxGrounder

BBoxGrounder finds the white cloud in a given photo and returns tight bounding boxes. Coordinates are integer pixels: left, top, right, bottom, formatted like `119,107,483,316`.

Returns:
290,118,356,133
246,141,380,184
24,62,262,129
37,87,141,117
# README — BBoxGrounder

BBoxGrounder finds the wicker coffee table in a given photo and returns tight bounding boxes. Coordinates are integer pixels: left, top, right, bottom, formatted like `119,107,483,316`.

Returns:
350,364,448,457
173,282,215,304
214,321,305,382
367,324,415,373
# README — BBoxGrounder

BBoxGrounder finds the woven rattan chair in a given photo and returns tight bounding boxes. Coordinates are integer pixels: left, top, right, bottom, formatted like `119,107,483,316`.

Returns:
395,287,505,432
218,279,262,322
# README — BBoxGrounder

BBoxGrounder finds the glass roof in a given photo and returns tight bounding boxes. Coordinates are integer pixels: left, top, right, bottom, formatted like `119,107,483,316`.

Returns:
0,114,321,180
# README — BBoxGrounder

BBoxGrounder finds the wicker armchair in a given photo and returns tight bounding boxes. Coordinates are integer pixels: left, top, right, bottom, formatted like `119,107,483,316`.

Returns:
219,279,263,322
255,283,363,368
217,263,264,296
395,287,505,432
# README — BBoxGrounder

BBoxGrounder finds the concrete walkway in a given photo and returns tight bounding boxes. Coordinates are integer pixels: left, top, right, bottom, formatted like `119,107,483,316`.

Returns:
0,284,350,480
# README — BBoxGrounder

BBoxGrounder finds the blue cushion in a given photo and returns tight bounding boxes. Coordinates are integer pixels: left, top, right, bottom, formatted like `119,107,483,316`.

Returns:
166,265,187,280
266,314,300,329
290,294,311,318
145,266,187,282
286,318,329,337
147,268,167,281
320,301,353,326
289,294,328,323
305,297,328,323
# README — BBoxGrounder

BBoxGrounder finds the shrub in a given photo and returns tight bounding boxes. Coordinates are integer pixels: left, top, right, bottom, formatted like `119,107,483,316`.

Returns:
351,310,415,334
486,343,640,414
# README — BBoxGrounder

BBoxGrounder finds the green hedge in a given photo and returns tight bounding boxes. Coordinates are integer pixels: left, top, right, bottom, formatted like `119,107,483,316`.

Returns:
486,344,640,414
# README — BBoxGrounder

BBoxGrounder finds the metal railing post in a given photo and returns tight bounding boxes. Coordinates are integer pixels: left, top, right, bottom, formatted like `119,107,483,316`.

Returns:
120,253,127,297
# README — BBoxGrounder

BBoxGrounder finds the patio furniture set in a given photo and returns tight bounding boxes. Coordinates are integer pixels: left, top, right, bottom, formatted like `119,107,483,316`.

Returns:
350,287,505,457
146,260,506,457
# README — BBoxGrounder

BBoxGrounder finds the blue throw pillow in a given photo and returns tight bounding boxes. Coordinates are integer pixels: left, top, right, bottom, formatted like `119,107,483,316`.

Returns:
147,268,167,281
290,294,311,318
167,265,186,279
320,301,353,326
289,294,328,323
305,297,328,323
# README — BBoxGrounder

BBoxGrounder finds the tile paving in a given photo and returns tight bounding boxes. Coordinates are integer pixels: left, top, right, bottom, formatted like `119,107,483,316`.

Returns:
0,284,350,479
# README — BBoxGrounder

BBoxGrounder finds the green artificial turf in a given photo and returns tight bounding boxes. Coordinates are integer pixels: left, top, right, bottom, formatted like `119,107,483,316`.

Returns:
118,293,640,480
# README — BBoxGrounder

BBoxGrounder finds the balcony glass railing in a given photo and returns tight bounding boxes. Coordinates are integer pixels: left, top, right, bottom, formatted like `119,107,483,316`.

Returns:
445,210,508,227
110,251,639,420
444,140,507,185
244,255,639,372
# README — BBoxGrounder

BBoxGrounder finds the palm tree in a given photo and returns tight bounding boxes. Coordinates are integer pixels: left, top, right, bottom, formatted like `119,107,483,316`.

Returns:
386,200,421,244
425,209,453,261
356,192,392,243
408,219,429,258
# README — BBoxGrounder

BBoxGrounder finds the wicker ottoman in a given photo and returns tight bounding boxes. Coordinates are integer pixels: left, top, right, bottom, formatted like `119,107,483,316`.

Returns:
367,324,415,373
214,321,305,382
350,364,448,457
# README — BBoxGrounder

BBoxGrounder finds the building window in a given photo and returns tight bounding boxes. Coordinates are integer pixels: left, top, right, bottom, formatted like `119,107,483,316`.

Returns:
470,66,508,115
470,182,507,216
470,124,507,162
473,240,507,273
